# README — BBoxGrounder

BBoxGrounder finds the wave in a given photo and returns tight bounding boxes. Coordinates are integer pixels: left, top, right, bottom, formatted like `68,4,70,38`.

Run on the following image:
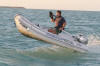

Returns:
17,46,85,61
16,35,100,61
88,35,100,46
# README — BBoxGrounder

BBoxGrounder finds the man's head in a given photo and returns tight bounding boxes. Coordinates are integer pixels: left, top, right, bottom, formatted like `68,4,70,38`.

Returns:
56,10,61,17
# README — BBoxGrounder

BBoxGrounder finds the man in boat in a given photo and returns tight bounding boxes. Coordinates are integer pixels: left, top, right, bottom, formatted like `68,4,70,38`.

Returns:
48,10,67,34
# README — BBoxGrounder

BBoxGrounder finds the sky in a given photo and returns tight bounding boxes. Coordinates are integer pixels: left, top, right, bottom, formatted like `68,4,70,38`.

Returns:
0,0,100,11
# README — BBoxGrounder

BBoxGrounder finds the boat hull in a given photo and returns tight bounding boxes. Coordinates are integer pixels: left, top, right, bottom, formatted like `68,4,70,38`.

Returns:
14,14,88,53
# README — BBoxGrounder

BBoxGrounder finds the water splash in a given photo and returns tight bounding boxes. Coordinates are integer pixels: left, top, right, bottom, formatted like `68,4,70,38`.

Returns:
16,35,100,61
88,35,100,46
17,45,85,61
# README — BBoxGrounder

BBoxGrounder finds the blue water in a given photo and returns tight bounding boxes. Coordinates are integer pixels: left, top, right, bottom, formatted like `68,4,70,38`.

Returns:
0,8,100,66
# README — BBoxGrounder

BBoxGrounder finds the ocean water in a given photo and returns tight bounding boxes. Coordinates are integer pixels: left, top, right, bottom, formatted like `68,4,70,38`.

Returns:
0,8,100,66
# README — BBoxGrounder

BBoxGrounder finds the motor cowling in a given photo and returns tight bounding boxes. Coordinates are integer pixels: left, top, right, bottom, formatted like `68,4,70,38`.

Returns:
73,34,88,45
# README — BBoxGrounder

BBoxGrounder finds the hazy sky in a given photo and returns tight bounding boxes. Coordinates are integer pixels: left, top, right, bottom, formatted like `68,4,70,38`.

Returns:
0,0,100,11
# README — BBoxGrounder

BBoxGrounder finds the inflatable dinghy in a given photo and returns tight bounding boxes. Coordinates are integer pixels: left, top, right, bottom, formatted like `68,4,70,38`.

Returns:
14,14,88,53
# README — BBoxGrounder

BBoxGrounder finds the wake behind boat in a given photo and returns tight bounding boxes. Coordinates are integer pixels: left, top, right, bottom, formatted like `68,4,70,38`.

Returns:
14,14,88,53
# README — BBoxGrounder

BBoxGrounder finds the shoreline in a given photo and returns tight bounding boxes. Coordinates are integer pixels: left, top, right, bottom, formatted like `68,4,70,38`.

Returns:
0,6,25,9
0,6,100,12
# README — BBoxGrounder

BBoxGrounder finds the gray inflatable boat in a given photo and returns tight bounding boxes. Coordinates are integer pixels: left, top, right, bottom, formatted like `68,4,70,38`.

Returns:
14,14,88,53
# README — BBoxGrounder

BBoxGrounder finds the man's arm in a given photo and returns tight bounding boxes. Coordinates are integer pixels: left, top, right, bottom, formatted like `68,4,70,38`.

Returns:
49,11,55,22
59,22,67,30
51,18,55,22
61,17,67,30
62,22,66,28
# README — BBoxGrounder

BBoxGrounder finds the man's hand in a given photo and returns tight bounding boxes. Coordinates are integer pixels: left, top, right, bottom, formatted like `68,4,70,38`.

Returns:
49,11,53,19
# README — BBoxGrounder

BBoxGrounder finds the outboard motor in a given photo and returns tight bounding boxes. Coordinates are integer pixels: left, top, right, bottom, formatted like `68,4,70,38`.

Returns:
73,34,88,45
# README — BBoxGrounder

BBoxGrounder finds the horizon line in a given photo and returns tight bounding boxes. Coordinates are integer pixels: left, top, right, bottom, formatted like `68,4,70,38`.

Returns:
0,6,100,12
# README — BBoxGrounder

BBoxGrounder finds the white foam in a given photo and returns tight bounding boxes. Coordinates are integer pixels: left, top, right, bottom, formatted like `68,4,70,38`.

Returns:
88,35,100,46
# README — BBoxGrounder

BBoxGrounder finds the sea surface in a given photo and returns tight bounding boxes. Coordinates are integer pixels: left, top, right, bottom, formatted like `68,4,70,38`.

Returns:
0,8,100,66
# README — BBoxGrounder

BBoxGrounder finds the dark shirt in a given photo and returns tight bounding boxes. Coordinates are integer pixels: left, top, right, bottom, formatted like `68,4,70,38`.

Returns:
54,16,66,29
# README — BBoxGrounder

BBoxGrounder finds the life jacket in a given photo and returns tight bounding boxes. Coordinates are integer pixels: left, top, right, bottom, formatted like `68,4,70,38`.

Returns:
55,16,66,29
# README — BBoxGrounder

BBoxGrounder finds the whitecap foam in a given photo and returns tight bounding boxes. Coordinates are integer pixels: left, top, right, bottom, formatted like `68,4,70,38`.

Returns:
17,45,84,61
88,35,100,46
